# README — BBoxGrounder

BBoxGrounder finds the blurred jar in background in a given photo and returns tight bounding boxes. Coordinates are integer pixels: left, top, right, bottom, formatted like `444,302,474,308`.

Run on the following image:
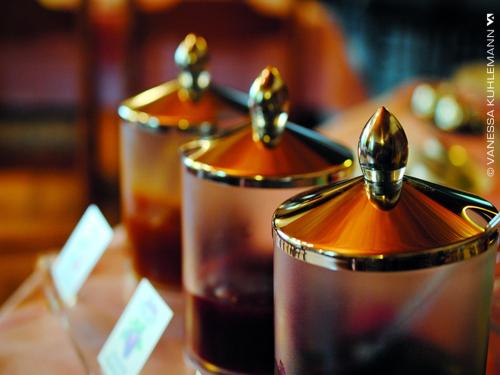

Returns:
119,34,248,290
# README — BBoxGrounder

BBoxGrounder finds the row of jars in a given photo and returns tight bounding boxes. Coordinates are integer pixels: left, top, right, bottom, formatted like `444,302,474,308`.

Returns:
118,34,499,375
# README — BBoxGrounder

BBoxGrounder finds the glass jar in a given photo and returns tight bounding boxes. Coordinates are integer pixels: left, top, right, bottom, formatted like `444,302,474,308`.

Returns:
273,107,499,375
181,66,353,374
119,34,247,290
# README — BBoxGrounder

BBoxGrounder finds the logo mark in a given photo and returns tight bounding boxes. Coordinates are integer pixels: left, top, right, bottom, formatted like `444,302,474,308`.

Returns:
487,13,494,27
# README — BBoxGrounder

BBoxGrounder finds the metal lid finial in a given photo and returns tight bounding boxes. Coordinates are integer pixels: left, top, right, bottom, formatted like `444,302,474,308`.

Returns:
175,33,210,101
358,106,408,210
249,66,290,148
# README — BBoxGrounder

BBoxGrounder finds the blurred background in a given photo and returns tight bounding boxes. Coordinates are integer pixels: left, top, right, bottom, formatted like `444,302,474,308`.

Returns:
0,0,498,302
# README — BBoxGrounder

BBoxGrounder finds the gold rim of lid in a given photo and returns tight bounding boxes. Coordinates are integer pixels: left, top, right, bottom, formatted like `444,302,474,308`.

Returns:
274,219,498,272
180,66,353,188
273,107,499,271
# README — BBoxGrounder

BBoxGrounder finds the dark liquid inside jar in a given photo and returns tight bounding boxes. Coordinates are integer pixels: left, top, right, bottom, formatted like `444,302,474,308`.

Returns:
187,256,274,374
276,335,470,375
124,192,182,288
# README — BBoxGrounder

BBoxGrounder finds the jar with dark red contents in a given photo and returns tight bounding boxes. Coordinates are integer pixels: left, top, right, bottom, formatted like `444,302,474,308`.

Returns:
273,107,499,375
119,33,248,291
181,66,353,374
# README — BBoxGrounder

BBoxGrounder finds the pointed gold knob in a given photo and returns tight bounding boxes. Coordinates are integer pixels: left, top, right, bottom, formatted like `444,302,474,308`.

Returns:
249,66,290,148
175,33,210,101
358,107,408,210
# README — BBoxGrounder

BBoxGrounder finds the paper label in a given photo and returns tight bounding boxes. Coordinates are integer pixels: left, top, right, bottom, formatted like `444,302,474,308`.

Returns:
51,204,113,305
98,279,173,375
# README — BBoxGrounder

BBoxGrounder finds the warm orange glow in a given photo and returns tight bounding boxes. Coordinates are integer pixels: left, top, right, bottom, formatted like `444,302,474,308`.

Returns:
37,0,80,11
280,181,483,254
193,127,333,177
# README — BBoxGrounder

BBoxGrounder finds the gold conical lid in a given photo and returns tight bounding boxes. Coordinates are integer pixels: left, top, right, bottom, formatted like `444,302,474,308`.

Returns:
273,107,498,271
118,33,248,134
181,66,353,188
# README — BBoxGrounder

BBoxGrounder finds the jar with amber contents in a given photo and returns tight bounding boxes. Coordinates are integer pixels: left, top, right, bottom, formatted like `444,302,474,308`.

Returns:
119,34,248,290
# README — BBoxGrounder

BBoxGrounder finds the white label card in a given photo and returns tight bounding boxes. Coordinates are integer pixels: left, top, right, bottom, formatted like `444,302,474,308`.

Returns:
98,279,173,375
51,204,113,305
